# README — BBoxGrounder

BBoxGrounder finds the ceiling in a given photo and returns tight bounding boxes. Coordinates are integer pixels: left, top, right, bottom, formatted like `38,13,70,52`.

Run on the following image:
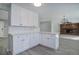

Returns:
15,3,79,19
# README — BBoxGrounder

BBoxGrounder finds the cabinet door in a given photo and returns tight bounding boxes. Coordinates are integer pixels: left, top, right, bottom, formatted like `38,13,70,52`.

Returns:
33,13,39,27
29,33,35,48
41,34,49,46
11,4,37,26
20,8,34,26
40,34,55,48
13,35,30,54
29,33,39,48
11,4,21,26
13,35,23,54
40,34,47,46
33,33,39,46
17,35,30,52
22,34,30,50
46,38,54,48
21,8,29,26
46,35,57,49
27,11,34,26
41,34,59,49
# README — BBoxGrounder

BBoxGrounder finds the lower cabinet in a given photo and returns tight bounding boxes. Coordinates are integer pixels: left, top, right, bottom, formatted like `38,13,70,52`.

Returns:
30,33,39,48
12,34,30,54
12,33,40,55
46,38,56,49
40,33,59,49
11,33,59,54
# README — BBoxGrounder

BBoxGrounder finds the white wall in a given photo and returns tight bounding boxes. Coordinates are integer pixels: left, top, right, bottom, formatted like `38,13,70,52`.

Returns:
39,4,79,33
51,4,79,33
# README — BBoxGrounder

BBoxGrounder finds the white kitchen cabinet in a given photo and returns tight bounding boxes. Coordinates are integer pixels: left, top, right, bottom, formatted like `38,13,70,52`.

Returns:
30,33,39,48
11,4,22,26
46,36,56,49
12,34,30,54
10,32,59,54
40,33,49,46
29,33,35,48
34,33,40,44
27,11,34,26
21,8,33,26
40,33,59,49
12,33,39,54
33,13,39,27
10,4,38,27
13,35,23,54
21,34,30,51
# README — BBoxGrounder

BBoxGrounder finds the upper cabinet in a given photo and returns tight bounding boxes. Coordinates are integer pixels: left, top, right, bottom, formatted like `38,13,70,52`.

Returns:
33,12,39,27
11,4,22,26
10,4,39,27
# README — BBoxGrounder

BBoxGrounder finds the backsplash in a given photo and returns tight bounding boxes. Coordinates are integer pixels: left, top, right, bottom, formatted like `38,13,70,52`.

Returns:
9,26,40,34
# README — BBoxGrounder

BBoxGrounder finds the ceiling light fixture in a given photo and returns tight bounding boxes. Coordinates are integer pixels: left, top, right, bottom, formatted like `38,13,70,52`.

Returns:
33,3,42,7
